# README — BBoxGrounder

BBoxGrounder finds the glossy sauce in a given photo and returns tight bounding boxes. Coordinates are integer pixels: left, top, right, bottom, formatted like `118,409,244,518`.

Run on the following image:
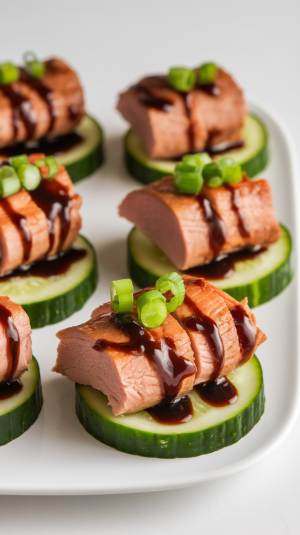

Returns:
0,198,32,262
146,395,193,425
19,67,55,134
225,184,250,237
133,77,173,112
0,379,22,401
198,195,226,255
94,313,196,403
0,247,86,281
195,376,238,407
183,280,224,378
199,83,221,96
229,305,257,366
185,246,266,280
0,131,83,158
0,303,20,382
2,85,35,140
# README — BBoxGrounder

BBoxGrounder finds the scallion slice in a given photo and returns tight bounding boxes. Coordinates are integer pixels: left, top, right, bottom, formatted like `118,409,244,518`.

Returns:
219,157,242,184
198,63,218,85
174,163,203,195
168,67,196,92
23,52,45,80
202,162,224,188
9,154,29,170
45,156,58,178
136,289,167,329
34,159,46,169
0,167,21,198
111,279,134,313
17,164,41,191
156,272,185,312
182,152,212,169
0,62,20,85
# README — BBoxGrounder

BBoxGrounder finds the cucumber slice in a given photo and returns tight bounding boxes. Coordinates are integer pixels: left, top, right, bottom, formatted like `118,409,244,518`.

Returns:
0,235,98,329
124,114,268,184
56,115,104,183
75,355,264,458
128,225,293,308
0,357,43,447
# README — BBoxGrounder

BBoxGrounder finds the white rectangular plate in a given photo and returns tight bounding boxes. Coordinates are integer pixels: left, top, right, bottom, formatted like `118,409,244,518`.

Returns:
0,101,299,495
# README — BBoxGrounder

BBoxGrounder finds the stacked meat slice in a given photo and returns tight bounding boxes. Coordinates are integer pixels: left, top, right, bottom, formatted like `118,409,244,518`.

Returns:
53,279,266,416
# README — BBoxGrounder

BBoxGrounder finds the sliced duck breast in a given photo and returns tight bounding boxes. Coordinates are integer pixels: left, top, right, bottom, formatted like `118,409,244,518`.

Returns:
0,296,32,383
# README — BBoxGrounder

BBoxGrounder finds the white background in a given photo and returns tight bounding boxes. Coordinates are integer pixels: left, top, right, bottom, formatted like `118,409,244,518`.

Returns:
0,0,300,533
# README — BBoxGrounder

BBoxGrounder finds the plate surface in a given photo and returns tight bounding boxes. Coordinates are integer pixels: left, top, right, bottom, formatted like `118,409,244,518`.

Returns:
0,102,299,495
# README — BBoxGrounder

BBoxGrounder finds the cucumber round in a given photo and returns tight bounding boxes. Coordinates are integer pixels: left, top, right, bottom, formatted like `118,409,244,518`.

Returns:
128,225,293,308
56,115,104,183
75,355,264,458
0,357,43,447
124,114,268,184
0,235,98,329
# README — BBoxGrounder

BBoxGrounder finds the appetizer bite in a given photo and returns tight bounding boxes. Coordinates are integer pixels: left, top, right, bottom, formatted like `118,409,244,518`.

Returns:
117,62,268,183
0,296,42,446
119,155,292,307
53,274,266,458
0,53,104,183
0,153,97,328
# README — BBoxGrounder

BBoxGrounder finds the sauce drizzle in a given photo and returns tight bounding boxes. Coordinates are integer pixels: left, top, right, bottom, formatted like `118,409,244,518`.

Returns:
225,184,250,237
229,305,257,366
146,395,193,425
1,198,32,262
195,376,238,407
0,303,20,382
0,379,22,401
198,195,226,255
2,84,36,140
94,313,195,403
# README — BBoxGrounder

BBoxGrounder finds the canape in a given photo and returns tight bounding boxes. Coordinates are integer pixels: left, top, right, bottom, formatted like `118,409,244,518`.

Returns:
0,153,97,328
0,53,104,183
119,155,292,307
53,274,265,458
0,296,42,446
117,62,268,183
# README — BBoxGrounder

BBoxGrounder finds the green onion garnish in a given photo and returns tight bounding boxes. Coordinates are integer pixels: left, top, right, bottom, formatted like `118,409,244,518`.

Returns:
182,152,212,169
136,289,167,329
17,164,41,191
174,163,203,195
198,63,218,85
155,272,185,313
202,162,224,188
34,159,46,169
0,167,21,198
168,67,196,92
0,62,20,85
9,154,29,170
45,156,58,178
111,279,134,314
219,157,242,184
23,52,45,80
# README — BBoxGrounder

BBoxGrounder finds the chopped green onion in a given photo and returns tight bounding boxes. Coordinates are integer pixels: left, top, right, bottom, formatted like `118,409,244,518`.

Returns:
17,164,41,191
34,159,46,169
174,163,203,195
219,157,242,184
9,154,29,170
156,272,185,312
0,167,21,198
45,156,58,178
136,289,167,329
202,162,224,188
198,63,218,85
23,52,45,80
0,62,20,85
168,67,196,92
111,279,134,314
182,152,212,169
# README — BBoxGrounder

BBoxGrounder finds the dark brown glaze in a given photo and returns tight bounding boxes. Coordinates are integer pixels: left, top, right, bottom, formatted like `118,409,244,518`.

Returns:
146,396,193,425
30,180,77,252
0,131,83,158
198,195,226,255
208,140,244,156
94,313,196,403
0,303,20,382
225,184,250,237
180,91,194,152
229,305,257,366
0,198,32,262
133,77,173,112
195,376,238,407
0,247,86,281
199,83,221,96
183,280,224,378
185,246,266,280
0,379,22,400
20,67,55,134
2,84,35,140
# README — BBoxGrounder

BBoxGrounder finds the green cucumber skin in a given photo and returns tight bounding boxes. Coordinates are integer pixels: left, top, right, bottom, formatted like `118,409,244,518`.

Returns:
0,358,43,447
128,228,293,309
66,124,105,184
22,238,98,329
75,367,264,458
125,147,167,185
